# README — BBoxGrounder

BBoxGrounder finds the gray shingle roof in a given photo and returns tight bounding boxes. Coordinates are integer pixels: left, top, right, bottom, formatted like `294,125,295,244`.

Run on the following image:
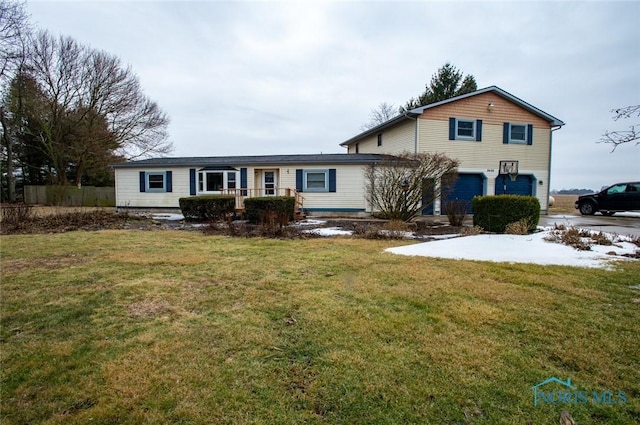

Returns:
111,153,398,168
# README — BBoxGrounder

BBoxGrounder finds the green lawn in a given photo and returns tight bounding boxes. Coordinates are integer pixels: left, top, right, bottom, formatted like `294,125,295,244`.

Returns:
1,230,639,424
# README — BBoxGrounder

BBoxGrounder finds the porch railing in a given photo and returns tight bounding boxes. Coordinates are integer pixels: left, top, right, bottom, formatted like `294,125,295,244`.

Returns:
217,188,304,213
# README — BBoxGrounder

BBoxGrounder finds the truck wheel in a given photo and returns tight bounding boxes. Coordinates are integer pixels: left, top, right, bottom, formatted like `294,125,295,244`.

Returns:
579,202,596,215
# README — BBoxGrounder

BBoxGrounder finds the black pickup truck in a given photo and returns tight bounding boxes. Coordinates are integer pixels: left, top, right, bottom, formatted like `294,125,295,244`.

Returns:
575,182,640,215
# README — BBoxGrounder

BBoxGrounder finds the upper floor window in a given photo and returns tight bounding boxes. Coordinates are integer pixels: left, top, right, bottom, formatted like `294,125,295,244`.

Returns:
377,133,383,147
449,118,482,141
503,123,533,145
457,120,475,139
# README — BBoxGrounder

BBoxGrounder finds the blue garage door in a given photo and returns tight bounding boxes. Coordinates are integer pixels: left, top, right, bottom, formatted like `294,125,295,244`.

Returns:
441,174,484,214
495,175,533,196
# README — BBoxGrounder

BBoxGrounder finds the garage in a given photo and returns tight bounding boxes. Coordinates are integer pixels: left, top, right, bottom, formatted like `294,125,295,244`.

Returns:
441,173,485,214
495,175,533,196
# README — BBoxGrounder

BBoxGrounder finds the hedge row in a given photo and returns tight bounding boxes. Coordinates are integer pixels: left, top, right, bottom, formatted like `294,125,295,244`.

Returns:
472,195,540,233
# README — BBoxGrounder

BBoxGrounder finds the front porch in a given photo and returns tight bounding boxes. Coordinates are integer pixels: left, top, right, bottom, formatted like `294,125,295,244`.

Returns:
217,188,305,215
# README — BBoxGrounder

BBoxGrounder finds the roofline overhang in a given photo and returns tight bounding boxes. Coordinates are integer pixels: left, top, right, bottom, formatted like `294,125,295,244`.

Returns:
110,153,399,169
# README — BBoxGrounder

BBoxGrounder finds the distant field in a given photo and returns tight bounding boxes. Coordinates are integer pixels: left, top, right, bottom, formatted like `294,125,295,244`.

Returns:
549,194,578,215
2,230,639,424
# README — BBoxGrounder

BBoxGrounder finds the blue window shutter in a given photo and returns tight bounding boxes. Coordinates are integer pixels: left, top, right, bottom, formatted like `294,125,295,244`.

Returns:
527,124,534,145
296,169,303,192
329,169,336,192
503,123,510,144
139,171,146,192
189,169,196,195
240,168,247,195
449,118,456,140
476,120,482,142
165,171,172,192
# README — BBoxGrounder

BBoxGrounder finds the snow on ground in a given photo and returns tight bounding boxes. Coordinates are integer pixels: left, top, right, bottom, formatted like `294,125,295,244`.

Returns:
149,213,185,221
386,228,638,269
613,212,640,218
303,227,354,236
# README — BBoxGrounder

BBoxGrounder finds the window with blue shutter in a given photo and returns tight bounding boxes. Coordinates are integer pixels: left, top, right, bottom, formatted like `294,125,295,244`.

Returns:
139,171,171,192
240,168,248,195
475,120,482,142
504,123,534,145
297,169,336,192
165,171,172,192
296,169,303,192
329,169,336,192
449,118,481,141
189,169,196,195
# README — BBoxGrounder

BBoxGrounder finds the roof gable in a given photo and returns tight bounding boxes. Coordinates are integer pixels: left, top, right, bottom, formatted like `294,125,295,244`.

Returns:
341,86,564,146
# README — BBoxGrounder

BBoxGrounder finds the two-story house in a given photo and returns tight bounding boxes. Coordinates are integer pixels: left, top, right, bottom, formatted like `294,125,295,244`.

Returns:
340,86,565,214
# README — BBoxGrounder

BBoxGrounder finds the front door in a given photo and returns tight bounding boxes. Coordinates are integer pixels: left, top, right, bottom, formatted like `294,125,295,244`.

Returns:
262,170,277,196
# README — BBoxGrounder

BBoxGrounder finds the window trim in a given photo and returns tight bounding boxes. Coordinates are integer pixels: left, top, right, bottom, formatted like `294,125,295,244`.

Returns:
146,172,166,192
197,170,237,193
503,122,533,145
303,169,329,192
455,118,476,140
508,123,528,144
449,117,481,141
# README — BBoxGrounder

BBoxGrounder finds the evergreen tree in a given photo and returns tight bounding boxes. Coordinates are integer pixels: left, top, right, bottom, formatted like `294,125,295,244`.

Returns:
402,62,477,111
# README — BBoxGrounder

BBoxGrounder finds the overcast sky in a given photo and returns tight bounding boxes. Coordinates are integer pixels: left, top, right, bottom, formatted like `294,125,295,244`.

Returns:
27,0,639,191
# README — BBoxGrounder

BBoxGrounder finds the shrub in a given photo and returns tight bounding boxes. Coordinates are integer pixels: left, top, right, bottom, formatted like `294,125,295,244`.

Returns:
460,225,483,236
444,199,467,227
505,219,531,235
179,195,236,222
244,197,295,226
0,204,34,231
472,195,540,233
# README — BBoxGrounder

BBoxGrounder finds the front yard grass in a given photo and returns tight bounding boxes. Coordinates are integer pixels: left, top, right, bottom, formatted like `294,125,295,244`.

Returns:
1,230,639,424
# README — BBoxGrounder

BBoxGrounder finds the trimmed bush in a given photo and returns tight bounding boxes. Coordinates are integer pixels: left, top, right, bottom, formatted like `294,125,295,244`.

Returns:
244,196,295,225
179,195,236,222
472,195,540,233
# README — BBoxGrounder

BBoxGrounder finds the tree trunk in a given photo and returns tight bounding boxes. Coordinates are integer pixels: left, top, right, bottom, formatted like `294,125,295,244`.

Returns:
0,106,17,202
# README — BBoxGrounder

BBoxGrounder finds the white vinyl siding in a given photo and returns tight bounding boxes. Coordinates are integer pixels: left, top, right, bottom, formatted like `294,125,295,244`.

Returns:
116,168,191,208
280,164,368,210
349,120,415,154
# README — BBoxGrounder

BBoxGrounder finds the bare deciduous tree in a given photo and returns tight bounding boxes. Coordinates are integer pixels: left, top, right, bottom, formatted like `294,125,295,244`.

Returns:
361,102,397,131
599,105,639,151
365,152,459,221
0,0,29,81
17,31,172,184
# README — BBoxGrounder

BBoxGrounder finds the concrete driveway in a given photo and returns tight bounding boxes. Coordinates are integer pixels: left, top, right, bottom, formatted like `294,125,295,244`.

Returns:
540,212,640,238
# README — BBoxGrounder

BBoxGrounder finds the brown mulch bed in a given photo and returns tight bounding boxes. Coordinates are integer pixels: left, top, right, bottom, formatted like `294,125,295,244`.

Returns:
0,210,158,235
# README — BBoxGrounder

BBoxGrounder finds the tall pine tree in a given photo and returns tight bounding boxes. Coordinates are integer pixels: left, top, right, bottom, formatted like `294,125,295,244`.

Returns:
402,62,477,111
